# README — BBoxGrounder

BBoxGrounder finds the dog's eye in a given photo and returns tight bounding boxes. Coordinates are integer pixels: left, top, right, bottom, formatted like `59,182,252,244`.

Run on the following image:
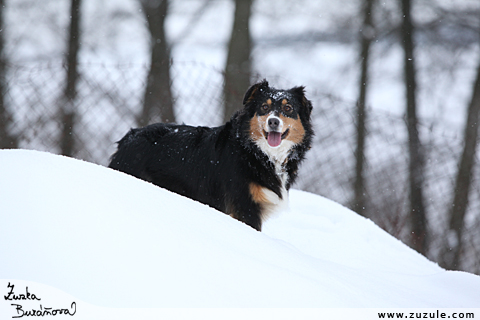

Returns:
284,104,293,114
261,103,269,111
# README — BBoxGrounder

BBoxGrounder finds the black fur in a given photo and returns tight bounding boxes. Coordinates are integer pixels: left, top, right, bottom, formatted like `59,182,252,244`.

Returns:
109,80,313,231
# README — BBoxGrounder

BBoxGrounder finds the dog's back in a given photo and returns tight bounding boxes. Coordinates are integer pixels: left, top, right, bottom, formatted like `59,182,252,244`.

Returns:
109,122,237,214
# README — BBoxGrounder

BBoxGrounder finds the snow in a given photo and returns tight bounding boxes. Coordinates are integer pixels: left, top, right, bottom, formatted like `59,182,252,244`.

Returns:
0,149,479,316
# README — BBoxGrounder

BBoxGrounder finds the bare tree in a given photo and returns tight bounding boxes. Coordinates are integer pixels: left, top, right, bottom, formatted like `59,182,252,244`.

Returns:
352,0,376,216
138,0,175,126
223,0,253,123
0,0,17,149
401,0,428,255
440,54,480,270
60,0,81,157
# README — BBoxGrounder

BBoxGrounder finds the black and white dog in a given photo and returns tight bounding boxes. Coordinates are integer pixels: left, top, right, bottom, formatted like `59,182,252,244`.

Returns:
109,80,314,231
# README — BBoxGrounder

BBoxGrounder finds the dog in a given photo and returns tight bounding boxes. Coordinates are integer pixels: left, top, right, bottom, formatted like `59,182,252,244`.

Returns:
108,80,314,231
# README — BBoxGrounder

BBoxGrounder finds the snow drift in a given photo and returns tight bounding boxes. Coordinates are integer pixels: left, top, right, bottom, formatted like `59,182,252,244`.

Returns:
0,149,479,309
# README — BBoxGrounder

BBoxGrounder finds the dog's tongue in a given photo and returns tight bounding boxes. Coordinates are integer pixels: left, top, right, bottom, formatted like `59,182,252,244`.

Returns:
267,132,282,147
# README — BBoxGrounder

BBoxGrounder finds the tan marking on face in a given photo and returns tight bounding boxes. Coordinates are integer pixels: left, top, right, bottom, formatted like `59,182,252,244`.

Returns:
281,99,288,105
249,113,268,141
266,98,272,106
280,115,305,144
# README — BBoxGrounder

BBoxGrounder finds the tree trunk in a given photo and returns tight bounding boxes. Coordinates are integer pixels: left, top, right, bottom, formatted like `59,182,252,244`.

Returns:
138,0,175,126
0,0,17,149
440,55,480,270
223,0,252,123
352,0,375,217
401,0,428,255
60,0,81,157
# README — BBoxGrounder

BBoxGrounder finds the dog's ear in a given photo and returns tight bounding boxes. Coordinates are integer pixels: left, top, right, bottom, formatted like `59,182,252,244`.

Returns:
243,79,269,105
290,86,313,119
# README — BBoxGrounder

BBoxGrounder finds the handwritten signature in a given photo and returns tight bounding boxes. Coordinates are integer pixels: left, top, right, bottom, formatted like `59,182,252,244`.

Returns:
4,283,41,302
4,282,76,318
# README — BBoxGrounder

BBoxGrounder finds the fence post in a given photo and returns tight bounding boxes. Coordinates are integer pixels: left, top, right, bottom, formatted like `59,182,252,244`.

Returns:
441,55,480,270
401,0,428,255
223,0,253,123
352,0,376,216
0,0,17,149
60,0,81,157
138,0,175,126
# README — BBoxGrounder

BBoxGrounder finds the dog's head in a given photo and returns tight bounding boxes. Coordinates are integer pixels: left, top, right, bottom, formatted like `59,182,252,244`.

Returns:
236,80,313,163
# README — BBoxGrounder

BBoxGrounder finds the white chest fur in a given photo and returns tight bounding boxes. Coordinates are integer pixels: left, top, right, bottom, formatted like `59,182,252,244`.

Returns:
249,169,289,223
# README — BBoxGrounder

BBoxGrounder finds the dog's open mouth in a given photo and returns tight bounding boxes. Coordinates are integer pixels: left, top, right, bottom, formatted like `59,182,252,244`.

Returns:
264,129,289,147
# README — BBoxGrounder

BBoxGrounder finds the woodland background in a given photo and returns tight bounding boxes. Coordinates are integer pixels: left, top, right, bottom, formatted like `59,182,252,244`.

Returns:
0,0,479,274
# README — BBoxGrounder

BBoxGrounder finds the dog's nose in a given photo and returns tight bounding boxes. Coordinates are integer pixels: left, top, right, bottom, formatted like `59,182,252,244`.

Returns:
268,117,280,130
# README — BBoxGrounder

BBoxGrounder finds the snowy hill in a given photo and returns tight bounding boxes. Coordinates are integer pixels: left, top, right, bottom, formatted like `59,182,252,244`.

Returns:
0,149,479,313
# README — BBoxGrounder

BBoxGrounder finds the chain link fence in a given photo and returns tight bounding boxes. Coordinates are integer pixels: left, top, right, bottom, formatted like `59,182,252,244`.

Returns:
2,61,479,274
